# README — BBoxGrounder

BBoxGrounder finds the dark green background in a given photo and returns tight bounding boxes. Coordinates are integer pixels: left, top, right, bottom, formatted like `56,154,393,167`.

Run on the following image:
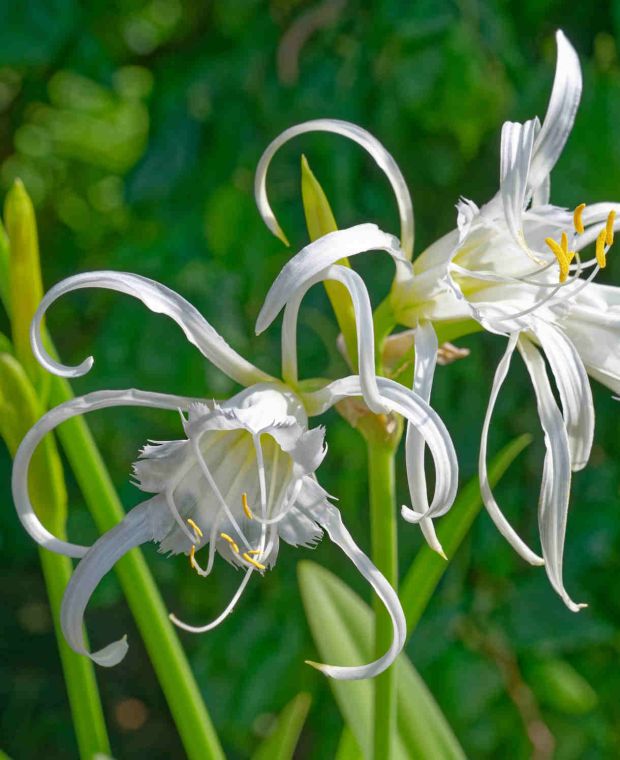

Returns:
0,1,619,758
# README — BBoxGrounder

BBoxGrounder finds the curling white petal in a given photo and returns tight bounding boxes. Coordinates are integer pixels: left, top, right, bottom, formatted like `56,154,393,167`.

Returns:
518,337,586,612
529,30,582,193
530,321,594,470
500,119,538,246
60,501,154,666
31,271,271,387
254,118,414,259
282,263,387,413
12,388,200,558
256,224,405,335
303,376,458,519
303,501,406,680
400,322,445,556
531,172,551,207
479,333,545,565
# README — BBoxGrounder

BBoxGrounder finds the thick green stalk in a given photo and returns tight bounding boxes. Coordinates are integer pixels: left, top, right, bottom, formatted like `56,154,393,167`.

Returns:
48,376,225,760
367,440,398,760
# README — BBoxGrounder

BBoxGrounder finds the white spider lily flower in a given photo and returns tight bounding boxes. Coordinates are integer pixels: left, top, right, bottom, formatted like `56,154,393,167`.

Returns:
253,31,619,610
12,225,458,676
391,31,620,611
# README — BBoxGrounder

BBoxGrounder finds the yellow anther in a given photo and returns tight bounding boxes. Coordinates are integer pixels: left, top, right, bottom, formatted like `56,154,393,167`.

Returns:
242,492,253,520
189,544,198,571
220,532,239,553
246,549,261,556
596,228,607,269
242,552,266,570
187,518,203,538
573,203,586,234
606,210,616,246
545,237,570,283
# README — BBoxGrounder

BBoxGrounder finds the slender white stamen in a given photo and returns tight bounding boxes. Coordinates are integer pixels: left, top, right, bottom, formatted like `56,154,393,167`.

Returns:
192,435,252,551
169,568,254,633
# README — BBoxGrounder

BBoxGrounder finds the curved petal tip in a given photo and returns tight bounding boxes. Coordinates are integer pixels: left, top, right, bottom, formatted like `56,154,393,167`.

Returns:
91,635,129,667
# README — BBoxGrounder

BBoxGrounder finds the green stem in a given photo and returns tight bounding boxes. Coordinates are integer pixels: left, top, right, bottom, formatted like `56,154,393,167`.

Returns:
38,547,111,758
49,376,225,760
367,439,398,760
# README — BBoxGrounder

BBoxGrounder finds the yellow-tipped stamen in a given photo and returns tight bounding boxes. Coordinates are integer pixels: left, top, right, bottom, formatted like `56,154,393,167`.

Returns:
242,552,266,570
220,532,239,553
242,492,253,520
545,236,570,283
596,228,607,268
246,549,261,556
605,210,616,246
189,544,198,570
573,203,586,234
187,518,203,538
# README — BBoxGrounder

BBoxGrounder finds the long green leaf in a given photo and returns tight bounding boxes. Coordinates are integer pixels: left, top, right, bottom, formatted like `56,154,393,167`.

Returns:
251,692,312,760
401,434,531,635
0,353,111,759
298,561,465,759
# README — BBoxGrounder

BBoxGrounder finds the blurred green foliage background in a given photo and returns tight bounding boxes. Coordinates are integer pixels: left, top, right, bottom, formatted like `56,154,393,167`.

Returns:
1,1,619,758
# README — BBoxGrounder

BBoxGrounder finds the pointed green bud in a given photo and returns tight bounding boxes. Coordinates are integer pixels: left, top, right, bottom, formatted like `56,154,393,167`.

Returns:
300,156,358,370
4,179,45,384
0,352,67,529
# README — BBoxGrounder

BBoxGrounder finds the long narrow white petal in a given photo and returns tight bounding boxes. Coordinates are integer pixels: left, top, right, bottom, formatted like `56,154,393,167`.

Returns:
400,322,445,555
303,501,406,680
282,264,386,413
530,321,594,470
254,119,414,259
169,568,254,633
12,388,200,558
479,333,545,565
31,271,271,387
256,224,405,335
303,376,458,519
528,30,582,193
500,119,538,246
60,501,154,666
518,337,586,612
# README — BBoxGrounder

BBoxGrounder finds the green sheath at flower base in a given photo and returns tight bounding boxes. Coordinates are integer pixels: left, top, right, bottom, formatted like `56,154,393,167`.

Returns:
301,156,359,371
4,180,45,385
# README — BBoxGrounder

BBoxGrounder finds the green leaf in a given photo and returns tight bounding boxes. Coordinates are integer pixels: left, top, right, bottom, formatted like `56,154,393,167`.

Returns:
298,561,465,759
401,434,532,635
251,692,312,760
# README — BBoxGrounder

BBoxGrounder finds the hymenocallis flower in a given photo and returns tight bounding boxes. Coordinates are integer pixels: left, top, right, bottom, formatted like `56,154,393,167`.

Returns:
253,31,620,612
12,226,458,676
